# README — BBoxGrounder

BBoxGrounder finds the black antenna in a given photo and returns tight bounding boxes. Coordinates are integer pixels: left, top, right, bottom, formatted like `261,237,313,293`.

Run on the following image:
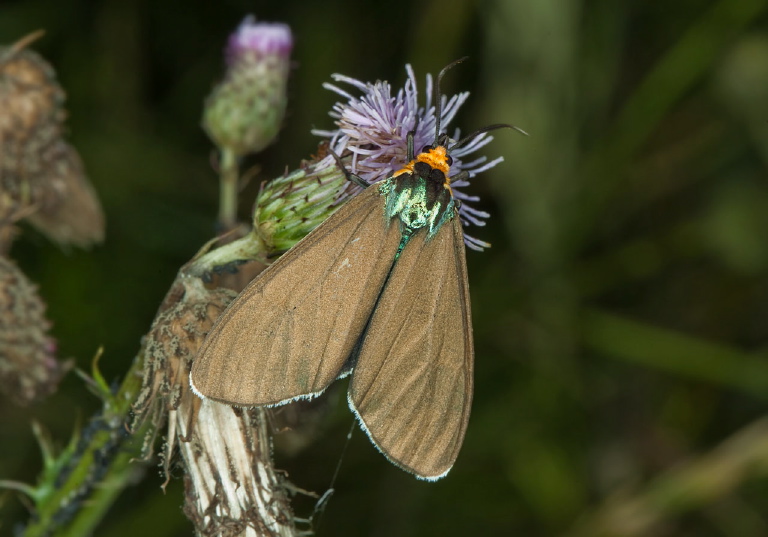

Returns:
434,57,469,147
449,123,529,151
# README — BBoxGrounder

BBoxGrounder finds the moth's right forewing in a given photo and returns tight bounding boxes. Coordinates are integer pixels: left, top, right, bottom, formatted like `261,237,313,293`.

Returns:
191,185,402,406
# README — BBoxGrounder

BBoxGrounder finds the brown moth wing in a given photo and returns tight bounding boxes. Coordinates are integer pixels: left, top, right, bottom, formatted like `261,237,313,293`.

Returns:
349,215,473,480
191,185,403,406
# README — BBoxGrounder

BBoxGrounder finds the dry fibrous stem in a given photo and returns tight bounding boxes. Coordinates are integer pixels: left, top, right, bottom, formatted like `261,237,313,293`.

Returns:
133,269,295,536
179,402,296,537
133,275,236,461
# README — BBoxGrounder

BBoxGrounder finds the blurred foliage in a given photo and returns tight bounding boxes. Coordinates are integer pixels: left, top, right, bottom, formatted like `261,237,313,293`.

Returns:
2,0,768,535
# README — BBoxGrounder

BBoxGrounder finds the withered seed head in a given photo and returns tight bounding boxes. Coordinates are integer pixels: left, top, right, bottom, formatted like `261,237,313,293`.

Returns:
0,255,70,405
0,41,64,224
0,34,104,248
24,141,106,247
0,41,64,180
133,277,236,431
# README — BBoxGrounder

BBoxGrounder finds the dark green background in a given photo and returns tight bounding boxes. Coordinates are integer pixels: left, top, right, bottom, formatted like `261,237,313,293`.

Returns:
2,0,768,535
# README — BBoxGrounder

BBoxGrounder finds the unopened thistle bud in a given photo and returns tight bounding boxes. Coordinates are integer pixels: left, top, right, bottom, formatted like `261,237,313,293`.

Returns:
253,151,351,253
203,16,293,156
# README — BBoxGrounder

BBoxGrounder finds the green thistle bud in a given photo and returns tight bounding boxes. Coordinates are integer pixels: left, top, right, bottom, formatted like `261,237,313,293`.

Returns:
203,16,293,156
253,151,351,253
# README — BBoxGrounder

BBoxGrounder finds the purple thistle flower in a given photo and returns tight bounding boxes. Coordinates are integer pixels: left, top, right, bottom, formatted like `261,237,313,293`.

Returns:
313,65,504,250
225,16,293,65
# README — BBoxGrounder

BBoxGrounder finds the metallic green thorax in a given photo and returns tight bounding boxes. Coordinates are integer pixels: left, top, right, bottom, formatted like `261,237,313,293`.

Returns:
378,162,456,256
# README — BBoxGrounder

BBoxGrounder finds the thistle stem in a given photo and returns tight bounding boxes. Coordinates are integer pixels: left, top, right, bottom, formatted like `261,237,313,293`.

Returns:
218,148,240,229
185,229,267,279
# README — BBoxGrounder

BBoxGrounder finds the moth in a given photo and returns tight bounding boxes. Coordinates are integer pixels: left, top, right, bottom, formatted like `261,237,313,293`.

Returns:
191,60,520,480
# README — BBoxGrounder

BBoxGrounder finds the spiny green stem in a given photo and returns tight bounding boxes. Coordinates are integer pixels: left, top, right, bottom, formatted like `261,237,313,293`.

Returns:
21,348,149,537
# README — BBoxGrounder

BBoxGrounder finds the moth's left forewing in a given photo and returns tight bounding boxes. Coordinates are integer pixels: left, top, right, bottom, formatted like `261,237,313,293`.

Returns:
191,186,402,407
349,214,474,480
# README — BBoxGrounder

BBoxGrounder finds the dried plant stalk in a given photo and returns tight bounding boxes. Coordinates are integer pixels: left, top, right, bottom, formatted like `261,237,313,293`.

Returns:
134,267,295,537
178,401,295,537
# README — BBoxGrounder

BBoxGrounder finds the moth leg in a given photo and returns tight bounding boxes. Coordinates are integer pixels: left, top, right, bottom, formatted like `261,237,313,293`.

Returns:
405,130,416,161
448,170,469,210
449,170,469,183
329,149,369,189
